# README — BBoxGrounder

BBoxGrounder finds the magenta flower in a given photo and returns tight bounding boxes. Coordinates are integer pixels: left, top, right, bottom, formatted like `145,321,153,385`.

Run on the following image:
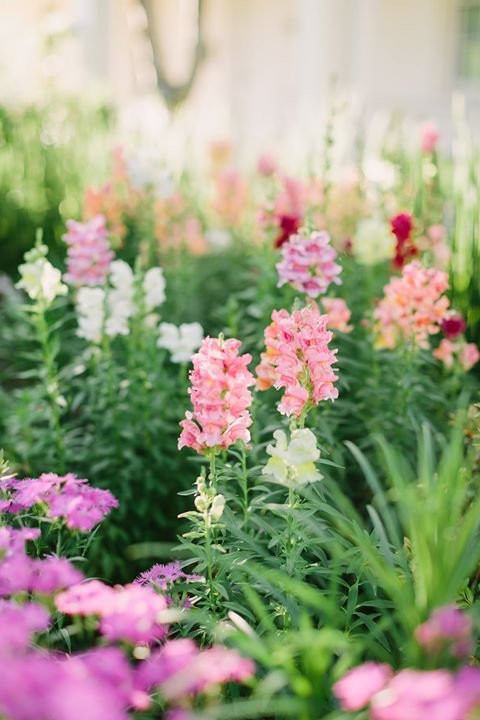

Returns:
179,337,255,454
135,562,201,590
136,638,255,701
276,231,342,297
256,302,338,417
333,662,393,711
0,600,50,653
415,605,473,659
63,214,114,286
1,473,118,532
370,669,463,720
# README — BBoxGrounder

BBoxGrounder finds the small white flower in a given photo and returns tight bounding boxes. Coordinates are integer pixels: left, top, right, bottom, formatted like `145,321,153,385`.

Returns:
352,217,395,266
263,428,322,488
76,287,105,343
205,228,232,250
17,244,67,306
157,322,203,363
143,267,166,311
210,494,225,522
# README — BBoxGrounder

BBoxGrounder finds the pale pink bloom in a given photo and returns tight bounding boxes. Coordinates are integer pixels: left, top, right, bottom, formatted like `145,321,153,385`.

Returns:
421,121,439,154
276,231,342,297
415,605,473,659
459,342,480,371
63,215,114,286
433,339,457,368
275,176,306,218
212,169,248,226
257,153,277,176
333,662,393,711
428,224,450,268
256,302,338,417
322,298,353,333
373,261,450,349
178,337,255,454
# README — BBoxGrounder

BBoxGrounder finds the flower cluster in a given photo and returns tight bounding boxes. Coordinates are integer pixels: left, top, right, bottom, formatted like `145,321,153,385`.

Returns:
334,663,480,720
16,242,67,308
56,580,169,644
415,605,473,659
276,230,342,298
373,261,449,349
158,322,204,363
322,297,353,333
192,475,225,525
263,428,322,487
433,338,480,371
179,337,255,453
0,526,83,596
75,261,167,343
63,215,114,286
135,561,201,590
0,472,118,532
256,303,338,418
390,212,417,268
352,217,395,265
136,638,255,702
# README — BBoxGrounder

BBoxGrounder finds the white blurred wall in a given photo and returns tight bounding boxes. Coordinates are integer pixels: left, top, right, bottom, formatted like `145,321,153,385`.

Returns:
0,0,478,154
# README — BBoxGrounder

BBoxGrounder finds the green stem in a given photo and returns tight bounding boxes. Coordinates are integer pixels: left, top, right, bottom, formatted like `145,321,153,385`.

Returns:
240,446,249,526
35,307,65,472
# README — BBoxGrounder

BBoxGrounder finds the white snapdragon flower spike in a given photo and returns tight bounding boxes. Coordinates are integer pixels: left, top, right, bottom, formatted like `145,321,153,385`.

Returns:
157,322,204,363
143,267,166,311
76,287,105,343
263,429,322,487
352,217,395,266
105,260,135,337
205,228,232,250
16,244,67,307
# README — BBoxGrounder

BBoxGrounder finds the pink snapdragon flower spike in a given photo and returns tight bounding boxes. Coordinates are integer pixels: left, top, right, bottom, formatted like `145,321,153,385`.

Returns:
63,214,114,286
421,121,440,154
459,342,480,371
56,580,169,645
256,302,338,418
415,605,473,659
332,662,393,711
322,297,353,333
1,472,118,532
276,230,342,297
178,336,255,454
373,260,450,349
433,339,480,372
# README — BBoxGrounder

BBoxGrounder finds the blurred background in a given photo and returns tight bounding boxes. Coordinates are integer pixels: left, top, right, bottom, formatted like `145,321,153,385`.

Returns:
1,0,480,275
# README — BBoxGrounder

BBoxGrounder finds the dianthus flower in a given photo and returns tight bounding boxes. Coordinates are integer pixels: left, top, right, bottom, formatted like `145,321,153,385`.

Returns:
322,297,353,333
256,303,338,418
415,605,473,659
276,231,342,297
136,638,255,701
178,337,255,454
333,662,393,711
56,580,169,644
0,525,83,597
373,261,450,349
135,562,201,590
63,215,114,286
0,600,50,653
1,472,118,532
390,212,417,268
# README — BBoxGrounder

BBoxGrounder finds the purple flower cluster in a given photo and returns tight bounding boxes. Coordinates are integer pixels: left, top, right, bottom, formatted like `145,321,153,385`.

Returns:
0,472,118,532
135,561,202,590
0,525,83,596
